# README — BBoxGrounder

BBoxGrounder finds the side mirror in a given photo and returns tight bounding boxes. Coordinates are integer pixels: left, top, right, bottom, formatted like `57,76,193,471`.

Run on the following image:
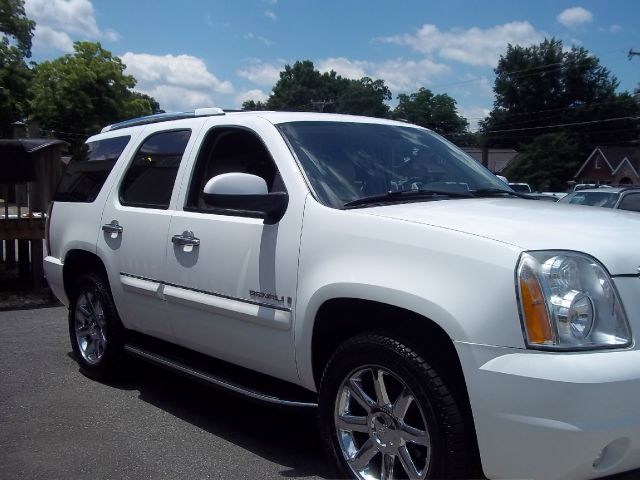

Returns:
202,172,288,225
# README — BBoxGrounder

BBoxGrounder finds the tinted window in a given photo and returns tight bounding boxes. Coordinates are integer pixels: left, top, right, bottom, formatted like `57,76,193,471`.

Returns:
54,136,130,202
186,127,284,212
618,193,640,212
120,130,191,209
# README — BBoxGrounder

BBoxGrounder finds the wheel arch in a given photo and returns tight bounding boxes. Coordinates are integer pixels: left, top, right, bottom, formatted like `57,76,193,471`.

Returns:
310,296,482,475
310,297,465,396
63,249,108,300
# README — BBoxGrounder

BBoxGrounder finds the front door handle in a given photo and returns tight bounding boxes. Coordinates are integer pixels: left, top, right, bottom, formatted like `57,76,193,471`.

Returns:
102,221,123,236
172,234,200,247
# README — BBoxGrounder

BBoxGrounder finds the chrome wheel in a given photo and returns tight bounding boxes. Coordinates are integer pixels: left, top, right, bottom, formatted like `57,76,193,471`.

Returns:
335,366,431,480
74,288,107,365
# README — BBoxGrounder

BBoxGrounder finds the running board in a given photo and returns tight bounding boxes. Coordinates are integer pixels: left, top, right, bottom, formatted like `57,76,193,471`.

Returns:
124,344,318,409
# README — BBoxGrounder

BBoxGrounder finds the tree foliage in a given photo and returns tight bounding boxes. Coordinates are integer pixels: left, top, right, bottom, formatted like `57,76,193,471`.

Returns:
0,0,35,136
482,38,639,148
243,60,391,117
29,42,159,147
0,0,34,56
502,132,580,191
393,87,468,137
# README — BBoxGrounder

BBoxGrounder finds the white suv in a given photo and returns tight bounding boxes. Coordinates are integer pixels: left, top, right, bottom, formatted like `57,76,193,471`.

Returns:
44,109,640,480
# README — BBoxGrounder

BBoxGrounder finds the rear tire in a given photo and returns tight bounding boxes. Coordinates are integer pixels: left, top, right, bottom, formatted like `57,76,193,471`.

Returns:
68,272,124,379
319,333,471,479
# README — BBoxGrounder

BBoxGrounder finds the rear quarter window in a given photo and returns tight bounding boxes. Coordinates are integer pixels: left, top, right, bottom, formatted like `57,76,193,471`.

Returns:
54,136,130,202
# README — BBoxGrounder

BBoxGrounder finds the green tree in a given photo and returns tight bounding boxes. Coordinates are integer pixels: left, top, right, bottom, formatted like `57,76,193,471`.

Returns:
482,38,639,148
0,0,35,137
243,60,391,117
393,87,468,137
502,132,580,191
29,42,160,148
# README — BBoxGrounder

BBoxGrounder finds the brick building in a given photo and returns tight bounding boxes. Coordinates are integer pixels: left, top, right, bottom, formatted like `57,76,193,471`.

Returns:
574,146,640,186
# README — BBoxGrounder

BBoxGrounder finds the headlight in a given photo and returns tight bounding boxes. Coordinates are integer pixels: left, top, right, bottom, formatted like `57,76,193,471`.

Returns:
517,251,631,350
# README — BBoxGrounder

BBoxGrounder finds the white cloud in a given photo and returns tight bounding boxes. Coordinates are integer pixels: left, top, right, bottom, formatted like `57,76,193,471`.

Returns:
264,10,277,21
557,7,593,28
245,32,273,46
120,52,234,111
25,0,120,53
317,57,368,79
457,105,491,132
144,85,216,112
235,89,269,106
380,21,545,67
318,56,451,93
237,61,283,86
609,25,623,33
31,25,74,53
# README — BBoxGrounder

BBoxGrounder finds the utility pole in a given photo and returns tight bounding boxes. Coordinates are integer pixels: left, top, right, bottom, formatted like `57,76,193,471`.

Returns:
628,49,640,60
310,99,335,112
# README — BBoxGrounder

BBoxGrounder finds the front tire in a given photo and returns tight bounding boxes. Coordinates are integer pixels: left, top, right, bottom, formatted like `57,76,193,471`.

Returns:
68,272,124,379
319,334,471,479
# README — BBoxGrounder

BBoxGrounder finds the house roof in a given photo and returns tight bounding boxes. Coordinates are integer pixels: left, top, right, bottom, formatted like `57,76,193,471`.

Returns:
0,138,68,183
461,148,518,173
575,146,640,177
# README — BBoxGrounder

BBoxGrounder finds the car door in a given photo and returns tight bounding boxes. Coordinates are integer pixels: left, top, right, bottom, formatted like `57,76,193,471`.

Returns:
162,118,304,383
97,124,200,341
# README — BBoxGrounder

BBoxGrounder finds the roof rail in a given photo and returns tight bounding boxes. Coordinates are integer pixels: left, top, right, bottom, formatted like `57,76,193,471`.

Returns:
101,107,225,133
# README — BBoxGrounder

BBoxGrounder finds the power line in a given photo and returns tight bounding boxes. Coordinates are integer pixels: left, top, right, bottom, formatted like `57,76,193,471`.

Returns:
484,116,639,134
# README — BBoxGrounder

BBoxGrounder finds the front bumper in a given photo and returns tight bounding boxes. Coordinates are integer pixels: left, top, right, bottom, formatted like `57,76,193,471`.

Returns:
456,341,640,479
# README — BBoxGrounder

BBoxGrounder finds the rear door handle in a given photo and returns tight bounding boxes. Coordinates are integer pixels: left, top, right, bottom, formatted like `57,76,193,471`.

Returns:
102,221,123,236
172,234,200,247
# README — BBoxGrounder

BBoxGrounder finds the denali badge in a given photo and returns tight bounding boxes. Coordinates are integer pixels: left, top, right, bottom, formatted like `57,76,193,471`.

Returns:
250,290,285,303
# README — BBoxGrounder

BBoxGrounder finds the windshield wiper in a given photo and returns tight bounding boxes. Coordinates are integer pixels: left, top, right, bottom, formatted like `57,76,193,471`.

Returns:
343,189,473,208
470,187,535,199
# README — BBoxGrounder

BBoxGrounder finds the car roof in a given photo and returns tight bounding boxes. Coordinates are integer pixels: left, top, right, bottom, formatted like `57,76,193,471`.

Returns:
95,109,420,138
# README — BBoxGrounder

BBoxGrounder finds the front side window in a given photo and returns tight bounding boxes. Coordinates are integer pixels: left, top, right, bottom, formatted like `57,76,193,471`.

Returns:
277,121,507,208
55,136,130,202
186,127,284,212
120,130,191,209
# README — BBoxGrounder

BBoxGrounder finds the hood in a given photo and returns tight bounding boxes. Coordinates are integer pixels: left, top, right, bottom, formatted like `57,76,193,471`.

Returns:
360,198,640,275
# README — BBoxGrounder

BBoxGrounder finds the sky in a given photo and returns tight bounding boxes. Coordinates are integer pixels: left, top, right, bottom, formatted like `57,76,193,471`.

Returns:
23,0,640,130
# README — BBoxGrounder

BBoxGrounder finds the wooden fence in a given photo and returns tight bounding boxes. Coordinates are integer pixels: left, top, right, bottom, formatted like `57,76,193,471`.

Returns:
1,140,66,289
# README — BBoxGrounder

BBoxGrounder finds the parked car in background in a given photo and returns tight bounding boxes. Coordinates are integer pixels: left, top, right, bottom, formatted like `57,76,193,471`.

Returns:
541,191,567,200
527,193,559,202
573,183,613,192
508,182,531,192
559,186,640,212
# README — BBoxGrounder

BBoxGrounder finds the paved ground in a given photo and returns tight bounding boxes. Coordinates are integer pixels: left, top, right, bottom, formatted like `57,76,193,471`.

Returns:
2,307,638,480
0,307,330,480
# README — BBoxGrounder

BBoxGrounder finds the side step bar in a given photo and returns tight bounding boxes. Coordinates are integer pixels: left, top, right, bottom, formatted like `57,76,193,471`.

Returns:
124,344,318,409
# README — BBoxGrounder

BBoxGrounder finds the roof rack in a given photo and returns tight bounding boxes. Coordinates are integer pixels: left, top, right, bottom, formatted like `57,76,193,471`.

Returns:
101,107,225,133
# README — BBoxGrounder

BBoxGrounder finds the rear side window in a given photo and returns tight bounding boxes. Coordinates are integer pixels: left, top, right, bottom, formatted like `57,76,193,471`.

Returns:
120,130,191,209
54,136,130,202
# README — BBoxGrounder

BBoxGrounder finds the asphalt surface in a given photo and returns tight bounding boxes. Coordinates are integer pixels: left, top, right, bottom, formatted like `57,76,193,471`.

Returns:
0,307,330,480
2,307,639,480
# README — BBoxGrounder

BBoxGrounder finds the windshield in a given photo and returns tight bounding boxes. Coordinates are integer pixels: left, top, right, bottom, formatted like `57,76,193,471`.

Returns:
560,191,618,208
278,121,509,208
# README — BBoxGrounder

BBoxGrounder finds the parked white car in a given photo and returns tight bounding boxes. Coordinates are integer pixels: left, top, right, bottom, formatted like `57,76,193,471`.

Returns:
44,109,640,480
